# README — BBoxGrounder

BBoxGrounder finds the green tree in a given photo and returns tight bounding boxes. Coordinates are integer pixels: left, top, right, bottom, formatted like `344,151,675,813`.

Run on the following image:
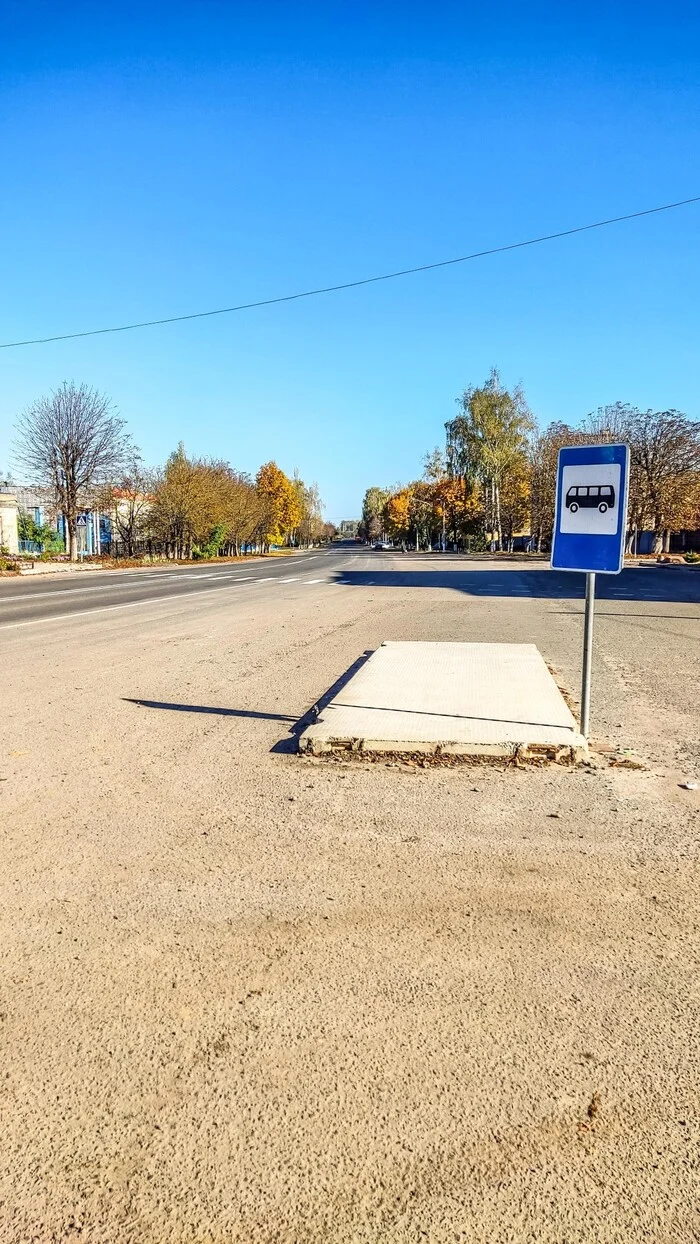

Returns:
17,510,64,553
361,486,389,542
447,368,534,549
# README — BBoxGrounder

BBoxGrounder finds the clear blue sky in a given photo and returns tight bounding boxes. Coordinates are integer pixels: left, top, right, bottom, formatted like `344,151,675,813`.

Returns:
2,2,699,521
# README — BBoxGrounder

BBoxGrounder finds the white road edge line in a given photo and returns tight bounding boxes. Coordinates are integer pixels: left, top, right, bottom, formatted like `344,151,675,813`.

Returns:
0,569,264,602
0,576,174,602
0,579,282,630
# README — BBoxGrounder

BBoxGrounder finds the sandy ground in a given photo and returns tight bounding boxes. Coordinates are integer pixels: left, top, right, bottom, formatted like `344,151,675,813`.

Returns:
0,558,698,1242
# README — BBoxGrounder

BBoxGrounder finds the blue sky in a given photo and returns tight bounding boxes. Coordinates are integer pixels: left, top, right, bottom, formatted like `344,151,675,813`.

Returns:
1,2,699,520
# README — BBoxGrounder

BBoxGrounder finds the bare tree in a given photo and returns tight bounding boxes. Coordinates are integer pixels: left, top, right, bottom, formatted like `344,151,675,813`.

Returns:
631,409,700,552
13,382,135,561
96,457,155,558
529,422,587,551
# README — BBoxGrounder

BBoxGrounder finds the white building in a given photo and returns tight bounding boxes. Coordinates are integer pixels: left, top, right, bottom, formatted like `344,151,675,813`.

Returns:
0,488,19,554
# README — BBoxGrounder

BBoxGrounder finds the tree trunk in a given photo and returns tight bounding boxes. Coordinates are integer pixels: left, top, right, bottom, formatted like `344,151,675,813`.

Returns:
495,483,502,552
68,519,78,562
652,528,664,555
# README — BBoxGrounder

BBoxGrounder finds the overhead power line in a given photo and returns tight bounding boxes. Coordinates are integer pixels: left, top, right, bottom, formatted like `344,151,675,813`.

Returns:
1,194,699,350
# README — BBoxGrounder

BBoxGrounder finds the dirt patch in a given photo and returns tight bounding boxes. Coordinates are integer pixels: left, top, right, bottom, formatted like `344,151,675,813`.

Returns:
0,557,697,1242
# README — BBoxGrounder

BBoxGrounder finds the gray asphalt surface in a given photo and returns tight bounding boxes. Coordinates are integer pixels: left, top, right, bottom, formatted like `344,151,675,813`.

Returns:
0,548,344,627
1,548,698,628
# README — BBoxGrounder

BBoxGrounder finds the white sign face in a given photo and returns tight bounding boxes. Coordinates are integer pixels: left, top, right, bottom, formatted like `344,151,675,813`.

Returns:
559,462,621,536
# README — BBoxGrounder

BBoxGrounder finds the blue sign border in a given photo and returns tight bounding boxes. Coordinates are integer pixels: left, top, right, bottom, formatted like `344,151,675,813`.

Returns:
551,443,630,574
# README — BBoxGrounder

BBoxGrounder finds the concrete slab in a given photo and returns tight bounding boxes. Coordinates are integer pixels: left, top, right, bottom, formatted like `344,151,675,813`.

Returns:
299,641,586,758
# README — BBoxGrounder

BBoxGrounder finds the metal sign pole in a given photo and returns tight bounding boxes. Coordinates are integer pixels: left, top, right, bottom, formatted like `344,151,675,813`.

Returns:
580,571,596,738
552,443,629,742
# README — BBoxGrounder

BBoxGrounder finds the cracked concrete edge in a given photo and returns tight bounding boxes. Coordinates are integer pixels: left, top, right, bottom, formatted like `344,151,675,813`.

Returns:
298,733,588,764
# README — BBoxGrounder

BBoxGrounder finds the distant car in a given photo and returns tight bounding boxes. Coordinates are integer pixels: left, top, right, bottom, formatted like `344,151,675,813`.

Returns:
373,541,393,550
565,484,615,514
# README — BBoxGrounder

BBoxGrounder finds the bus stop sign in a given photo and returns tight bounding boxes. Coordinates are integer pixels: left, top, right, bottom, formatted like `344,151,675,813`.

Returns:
550,441,630,741
551,443,630,574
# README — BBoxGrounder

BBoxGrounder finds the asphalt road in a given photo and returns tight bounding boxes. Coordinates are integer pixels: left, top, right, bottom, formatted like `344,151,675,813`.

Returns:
1,547,698,628
1,547,699,1242
0,548,350,627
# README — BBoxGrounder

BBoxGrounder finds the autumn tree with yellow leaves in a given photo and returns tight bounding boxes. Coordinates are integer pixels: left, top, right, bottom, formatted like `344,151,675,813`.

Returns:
256,461,303,550
383,488,412,542
143,448,322,559
363,371,700,555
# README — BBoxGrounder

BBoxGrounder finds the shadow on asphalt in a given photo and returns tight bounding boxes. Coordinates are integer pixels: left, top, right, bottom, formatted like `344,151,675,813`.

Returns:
122,651,376,756
270,649,374,755
332,566,700,604
549,611,700,623
123,699,297,723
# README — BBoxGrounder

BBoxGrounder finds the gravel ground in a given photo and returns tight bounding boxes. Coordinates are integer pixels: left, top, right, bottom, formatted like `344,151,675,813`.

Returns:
1,558,698,1242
